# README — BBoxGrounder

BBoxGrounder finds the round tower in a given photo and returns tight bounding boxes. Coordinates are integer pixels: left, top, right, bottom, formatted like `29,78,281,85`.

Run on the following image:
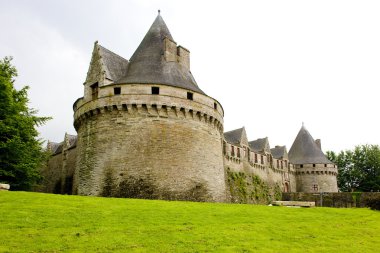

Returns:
72,14,226,202
288,125,338,192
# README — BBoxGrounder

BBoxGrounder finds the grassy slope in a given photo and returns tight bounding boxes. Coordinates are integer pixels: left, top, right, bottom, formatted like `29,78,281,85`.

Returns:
0,192,379,253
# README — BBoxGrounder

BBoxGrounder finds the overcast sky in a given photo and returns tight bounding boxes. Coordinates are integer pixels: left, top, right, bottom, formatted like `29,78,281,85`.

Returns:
1,0,379,153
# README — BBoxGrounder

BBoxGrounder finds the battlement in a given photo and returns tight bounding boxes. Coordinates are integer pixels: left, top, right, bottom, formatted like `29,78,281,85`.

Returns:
74,83,223,133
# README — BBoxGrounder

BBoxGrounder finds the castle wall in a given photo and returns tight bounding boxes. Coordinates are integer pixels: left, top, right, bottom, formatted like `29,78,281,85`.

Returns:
60,147,77,194
295,164,338,192
73,84,226,202
223,142,296,197
38,153,63,193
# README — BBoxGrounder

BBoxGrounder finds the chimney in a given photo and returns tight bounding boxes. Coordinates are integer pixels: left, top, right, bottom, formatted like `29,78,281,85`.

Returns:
163,37,177,62
177,45,190,70
315,139,321,150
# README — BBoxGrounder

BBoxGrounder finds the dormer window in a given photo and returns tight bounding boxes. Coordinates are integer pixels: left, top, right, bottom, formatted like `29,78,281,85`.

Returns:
187,92,193,100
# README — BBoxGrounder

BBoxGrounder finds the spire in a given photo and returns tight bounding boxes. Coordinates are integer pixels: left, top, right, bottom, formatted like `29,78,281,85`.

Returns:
288,125,332,164
115,14,205,94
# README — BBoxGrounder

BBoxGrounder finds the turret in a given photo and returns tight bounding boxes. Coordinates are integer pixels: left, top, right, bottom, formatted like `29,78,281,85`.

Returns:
73,13,226,201
288,125,338,192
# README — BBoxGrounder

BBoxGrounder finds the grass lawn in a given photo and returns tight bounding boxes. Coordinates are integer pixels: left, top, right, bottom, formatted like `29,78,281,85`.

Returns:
0,191,379,252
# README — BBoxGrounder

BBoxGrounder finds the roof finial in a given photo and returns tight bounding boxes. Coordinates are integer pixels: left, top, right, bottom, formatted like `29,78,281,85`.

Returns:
302,122,304,127
158,9,161,15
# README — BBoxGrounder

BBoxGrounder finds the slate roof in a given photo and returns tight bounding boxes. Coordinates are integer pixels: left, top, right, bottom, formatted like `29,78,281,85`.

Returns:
224,127,244,145
249,137,270,154
98,45,129,82
115,14,205,94
288,125,332,164
66,134,77,149
271,146,288,160
48,142,62,155
53,142,63,155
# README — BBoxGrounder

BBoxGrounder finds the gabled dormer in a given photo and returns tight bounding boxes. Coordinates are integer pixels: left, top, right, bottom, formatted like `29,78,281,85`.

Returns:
224,127,248,147
249,137,271,155
84,41,129,101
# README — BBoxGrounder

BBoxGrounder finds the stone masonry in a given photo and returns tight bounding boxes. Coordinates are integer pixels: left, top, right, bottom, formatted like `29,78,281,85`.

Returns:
42,13,338,202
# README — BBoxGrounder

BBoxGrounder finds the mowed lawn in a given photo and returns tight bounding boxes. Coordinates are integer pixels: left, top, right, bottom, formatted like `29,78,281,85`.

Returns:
0,192,379,252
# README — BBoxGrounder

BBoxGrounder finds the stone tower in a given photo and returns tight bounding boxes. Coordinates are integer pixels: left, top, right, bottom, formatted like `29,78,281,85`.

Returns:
72,14,226,201
288,125,338,192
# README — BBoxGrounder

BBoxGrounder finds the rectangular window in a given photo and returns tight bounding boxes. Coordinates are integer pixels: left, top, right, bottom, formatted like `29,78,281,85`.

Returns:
152,86,159,95
114,87,121,95
214,102,217,110
255,153,258,163
231,146,235,156
91,82,99,100
261,155,264,164
187,92,193,100
237,148,240,158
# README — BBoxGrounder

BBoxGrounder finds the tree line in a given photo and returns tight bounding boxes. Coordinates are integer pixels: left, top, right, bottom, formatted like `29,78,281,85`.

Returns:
327,145,380,192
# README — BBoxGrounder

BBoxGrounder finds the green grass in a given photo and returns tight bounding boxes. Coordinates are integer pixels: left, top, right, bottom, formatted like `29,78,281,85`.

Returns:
1,192,379,252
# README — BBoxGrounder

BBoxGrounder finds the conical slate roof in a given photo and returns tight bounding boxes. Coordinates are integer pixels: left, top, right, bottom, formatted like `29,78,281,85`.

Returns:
116,14,205,94
288,125,332,164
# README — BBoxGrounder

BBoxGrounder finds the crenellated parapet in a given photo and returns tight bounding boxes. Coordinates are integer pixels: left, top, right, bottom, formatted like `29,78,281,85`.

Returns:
294,163,338,176
74,84,224,133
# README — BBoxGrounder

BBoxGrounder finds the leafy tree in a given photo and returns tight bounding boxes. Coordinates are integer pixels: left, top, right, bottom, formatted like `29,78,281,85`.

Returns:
327,145,380,192
0,56,51,190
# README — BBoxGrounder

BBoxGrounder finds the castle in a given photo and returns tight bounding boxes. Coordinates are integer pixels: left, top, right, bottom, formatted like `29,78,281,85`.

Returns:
40,13,338,202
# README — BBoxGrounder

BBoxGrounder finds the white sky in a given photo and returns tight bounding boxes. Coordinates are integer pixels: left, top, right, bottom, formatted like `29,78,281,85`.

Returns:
1,0,379,153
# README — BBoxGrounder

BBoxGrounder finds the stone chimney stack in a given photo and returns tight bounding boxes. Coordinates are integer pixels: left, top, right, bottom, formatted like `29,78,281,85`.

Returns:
315,139,321,150
177,46,190,70
163,37,190,70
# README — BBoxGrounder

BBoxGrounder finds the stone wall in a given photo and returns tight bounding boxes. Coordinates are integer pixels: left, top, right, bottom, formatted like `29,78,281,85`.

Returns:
294,164,338,192
223,145,296,194
37,153,63,193
282,192,380,208
74,84,226,202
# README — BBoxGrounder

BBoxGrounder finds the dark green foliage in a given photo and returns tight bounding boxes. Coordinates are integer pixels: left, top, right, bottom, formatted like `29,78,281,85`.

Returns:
366,195,380,211
0,57,51,190
327,145,380,192
227,169,279,204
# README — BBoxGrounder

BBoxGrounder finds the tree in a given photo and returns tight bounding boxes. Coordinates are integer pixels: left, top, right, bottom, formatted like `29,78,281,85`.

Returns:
327,145,380,192
0,56,51,190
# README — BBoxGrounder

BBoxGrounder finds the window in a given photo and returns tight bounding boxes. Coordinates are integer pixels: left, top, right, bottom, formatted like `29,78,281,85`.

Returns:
300,164,303,168
152,87,159,95
231,146,235,156
237,148,240,158
313,164,316,167
261,155,264,164
324,164,327,167
91,82,99,100
214,102,217,110
255,153,258,163
114,87,121,95
277,160,279,168
187,92,193,100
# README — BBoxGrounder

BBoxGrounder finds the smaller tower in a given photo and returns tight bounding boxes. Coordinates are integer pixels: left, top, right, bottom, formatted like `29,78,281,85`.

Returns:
288,125,338,192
